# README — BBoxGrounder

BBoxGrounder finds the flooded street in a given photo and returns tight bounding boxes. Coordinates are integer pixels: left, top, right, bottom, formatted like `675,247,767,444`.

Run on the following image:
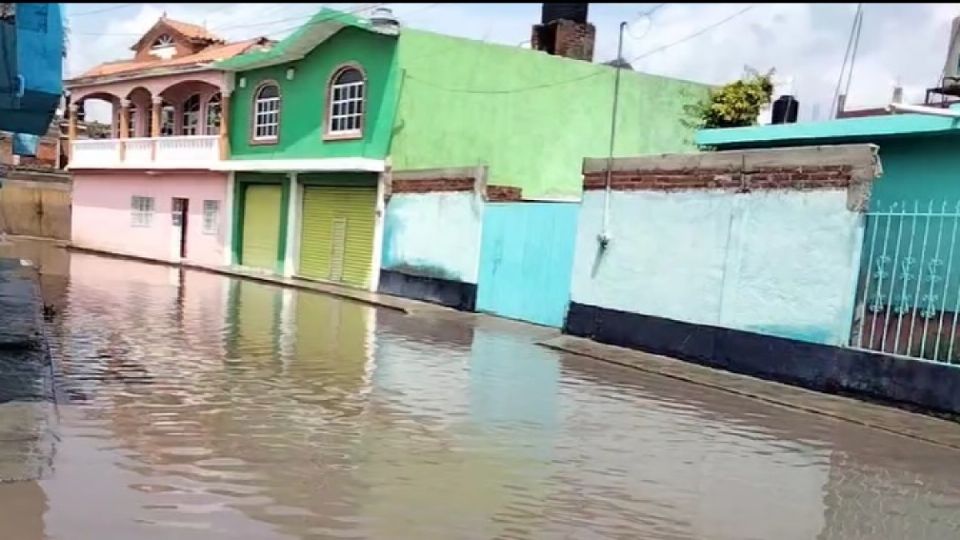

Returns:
1,240,960,539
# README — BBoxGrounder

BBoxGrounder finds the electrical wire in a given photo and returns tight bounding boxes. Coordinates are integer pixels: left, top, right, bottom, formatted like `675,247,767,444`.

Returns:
404,4,757,95
69,3,387,36
626,3,667,41
403,70,606,94
628,4,756,63
70,3,136,17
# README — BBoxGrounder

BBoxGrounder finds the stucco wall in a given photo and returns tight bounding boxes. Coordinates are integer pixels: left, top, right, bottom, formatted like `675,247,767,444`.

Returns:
71,171,229,266
381,191,483,284
571,189,864,345
570,145,882,346
390,29,710,200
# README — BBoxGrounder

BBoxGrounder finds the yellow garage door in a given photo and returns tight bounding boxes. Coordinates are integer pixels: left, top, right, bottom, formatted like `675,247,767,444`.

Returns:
241,184,282,271
299,186,376,289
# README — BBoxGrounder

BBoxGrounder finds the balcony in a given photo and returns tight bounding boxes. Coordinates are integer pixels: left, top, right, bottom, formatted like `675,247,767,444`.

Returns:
69,136,222,170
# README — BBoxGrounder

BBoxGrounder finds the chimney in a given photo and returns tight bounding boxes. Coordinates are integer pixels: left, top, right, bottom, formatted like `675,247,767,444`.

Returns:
530,3,595,62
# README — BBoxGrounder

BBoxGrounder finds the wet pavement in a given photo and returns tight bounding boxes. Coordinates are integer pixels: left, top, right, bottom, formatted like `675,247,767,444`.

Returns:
1,239,960,539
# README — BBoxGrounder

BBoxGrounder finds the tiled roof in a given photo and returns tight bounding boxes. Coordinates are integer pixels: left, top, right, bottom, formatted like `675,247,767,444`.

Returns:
69,38,268,81
161,17,224,43
216,7,391,72
129,16,225,52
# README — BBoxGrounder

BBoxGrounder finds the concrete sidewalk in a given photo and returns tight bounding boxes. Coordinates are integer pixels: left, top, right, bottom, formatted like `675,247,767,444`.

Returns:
0,257,56,483
542,334,960,451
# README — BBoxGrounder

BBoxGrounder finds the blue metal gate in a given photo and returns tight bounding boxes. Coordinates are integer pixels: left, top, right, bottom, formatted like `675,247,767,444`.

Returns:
476,202,579,327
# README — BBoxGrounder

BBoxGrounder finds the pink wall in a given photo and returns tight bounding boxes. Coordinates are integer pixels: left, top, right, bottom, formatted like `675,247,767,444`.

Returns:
72,171,229,267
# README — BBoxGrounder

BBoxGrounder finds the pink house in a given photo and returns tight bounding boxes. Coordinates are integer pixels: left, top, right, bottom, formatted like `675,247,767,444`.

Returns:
64,17,270,266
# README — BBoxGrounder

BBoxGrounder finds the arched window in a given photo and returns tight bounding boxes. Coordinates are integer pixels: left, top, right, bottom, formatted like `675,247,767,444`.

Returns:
205,93,222,136
160,100,176,136
326,66,365,137
252,82,280,141
182,94,201,136
152,34,174,49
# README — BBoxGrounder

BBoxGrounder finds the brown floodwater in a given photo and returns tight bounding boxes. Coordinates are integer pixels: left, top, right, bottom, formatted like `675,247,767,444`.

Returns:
2,240,960,539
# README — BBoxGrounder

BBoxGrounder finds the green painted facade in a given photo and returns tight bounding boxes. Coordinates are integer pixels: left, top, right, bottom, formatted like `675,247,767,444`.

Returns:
222,16,399,161
389,29,711,199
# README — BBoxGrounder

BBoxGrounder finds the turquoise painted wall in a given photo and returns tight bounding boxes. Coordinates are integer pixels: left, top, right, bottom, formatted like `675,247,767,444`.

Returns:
476,203,580,327
382,192,483,283
390,30,710,199
228,27,399,160
570,189,864,346
869,135,960,207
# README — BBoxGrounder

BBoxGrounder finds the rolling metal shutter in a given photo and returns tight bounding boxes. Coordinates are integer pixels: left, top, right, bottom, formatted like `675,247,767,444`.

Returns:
298,186,376,288
240,184,282,271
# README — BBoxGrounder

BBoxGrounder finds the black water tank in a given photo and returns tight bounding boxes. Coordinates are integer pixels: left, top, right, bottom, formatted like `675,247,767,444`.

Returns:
772,95,799,124
542,3,588,24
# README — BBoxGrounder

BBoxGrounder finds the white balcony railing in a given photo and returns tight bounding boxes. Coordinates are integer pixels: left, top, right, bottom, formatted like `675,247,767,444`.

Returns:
70,136,221,170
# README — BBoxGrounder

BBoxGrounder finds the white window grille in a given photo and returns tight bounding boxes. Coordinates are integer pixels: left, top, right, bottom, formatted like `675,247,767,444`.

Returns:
327,67,364,136
253,84,280,141
131,196,154,227
205,93,222,136
202,200,220,235
182,94,201,136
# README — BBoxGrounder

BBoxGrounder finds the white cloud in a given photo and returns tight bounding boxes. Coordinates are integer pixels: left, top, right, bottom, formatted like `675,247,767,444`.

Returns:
66,3,960,123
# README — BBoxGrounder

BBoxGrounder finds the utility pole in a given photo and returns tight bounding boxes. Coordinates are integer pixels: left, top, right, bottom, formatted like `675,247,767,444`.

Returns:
600,21,627,248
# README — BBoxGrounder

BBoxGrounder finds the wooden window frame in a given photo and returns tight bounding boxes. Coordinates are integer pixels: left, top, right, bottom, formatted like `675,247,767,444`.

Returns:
204,92,222,136
249,80,281,146
323,63,367,142
182,93,201,136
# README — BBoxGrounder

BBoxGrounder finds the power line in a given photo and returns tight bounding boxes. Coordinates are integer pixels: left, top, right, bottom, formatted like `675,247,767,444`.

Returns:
403,70,605,95
628,4,757,63
69,3,387,37
403,4,758,95
69,3,136,17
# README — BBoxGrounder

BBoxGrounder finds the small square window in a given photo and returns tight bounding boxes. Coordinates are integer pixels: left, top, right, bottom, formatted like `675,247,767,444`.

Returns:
203,200,220,235
131,196,154,227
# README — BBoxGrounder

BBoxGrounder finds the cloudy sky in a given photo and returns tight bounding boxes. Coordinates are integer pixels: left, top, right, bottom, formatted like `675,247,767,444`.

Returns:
65,3,960,122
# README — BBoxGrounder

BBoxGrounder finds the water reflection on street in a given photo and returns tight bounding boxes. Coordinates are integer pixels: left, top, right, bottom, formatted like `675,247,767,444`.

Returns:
1,240,960,539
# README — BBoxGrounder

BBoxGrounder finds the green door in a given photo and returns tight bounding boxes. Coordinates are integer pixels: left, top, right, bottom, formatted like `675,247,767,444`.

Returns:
241,184,283,271
298,186,377,288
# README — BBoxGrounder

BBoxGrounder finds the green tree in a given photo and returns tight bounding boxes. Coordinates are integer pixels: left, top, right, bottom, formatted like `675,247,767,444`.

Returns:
686,68,775,130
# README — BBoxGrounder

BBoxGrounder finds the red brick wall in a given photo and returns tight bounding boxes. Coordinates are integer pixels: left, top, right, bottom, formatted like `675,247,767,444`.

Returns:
391,177,475,194
389,176,525,202
0,135,59,169
583,165,854,192
485,185,523,201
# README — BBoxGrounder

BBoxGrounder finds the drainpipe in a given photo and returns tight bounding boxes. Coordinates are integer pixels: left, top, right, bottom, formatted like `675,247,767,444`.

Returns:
886,102,960,118
599,21,626,249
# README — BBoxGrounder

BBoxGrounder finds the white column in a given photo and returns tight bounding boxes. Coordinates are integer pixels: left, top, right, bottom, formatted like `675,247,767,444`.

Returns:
282,172,301,278
369,167,389,292
223,171,236,266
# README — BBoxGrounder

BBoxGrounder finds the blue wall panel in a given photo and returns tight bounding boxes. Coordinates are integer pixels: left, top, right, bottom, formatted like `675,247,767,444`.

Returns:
476,202,579,327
